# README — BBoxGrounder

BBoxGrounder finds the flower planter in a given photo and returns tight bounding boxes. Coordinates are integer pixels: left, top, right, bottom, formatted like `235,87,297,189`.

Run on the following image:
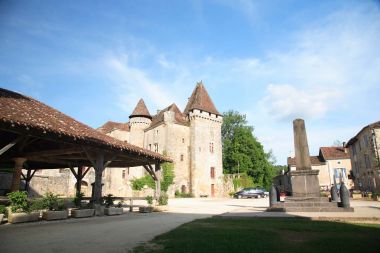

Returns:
8,212,40,224
104,207,123,216
71,209,94,218
42,210,68,220
352,193,362,199
279,194,286,202
153,206,168,212
139,206,153,213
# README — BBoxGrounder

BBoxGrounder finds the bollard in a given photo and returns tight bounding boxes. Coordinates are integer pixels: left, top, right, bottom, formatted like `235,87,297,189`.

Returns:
269,184,277,207
339,182,350,208
330,185,338,202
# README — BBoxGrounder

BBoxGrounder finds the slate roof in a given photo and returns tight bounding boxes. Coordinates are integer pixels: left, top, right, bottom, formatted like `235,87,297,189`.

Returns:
97,121,130,134
129,99,151,119
287,156,325,166
346,121,380,146
148,103,188,129
319,147,350,160
183,82,220,116
0,88,170,162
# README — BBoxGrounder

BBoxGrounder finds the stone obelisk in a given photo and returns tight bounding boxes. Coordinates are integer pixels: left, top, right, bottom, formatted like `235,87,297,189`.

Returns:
289,119,320,197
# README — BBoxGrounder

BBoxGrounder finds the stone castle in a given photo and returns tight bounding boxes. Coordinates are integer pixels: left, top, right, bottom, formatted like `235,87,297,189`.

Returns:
97,82,225,197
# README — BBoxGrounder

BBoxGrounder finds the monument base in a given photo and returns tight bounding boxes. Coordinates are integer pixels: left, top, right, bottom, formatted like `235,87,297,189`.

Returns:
289,170,320,197
267,197,354,212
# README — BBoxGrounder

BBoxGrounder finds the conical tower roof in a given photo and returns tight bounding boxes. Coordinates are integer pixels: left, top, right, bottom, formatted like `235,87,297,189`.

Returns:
129,99,152,119
183,81,220,116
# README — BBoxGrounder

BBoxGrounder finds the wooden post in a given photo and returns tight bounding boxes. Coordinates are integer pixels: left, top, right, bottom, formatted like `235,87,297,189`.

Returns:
92,153,105,204
24,169,37,192
76,166,83,195
10,157,26,192
155,163,161,199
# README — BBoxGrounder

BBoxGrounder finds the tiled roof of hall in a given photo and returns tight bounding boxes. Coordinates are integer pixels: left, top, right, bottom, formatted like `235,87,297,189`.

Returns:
183,81,221,116
147,103,188,130
129,98,152,119
287,156,325,166
346,120,380,146
97,121,130,134
319,147,350,160
0,88,170,162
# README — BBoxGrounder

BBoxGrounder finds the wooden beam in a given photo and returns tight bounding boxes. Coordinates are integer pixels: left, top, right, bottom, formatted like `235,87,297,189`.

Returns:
24,148,83,158
0,136,24,156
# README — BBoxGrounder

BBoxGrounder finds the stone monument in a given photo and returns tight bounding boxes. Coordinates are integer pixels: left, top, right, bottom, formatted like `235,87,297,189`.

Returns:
289,119,320,197
267,118,354,212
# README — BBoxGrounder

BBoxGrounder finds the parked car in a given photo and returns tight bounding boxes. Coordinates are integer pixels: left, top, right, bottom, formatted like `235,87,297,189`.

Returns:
233,188,268,199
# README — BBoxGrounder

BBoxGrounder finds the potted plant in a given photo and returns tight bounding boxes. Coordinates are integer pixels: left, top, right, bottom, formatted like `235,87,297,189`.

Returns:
139,195,154,213
153,192,169,212
351,190,362,199
41,192,68,220
373,192,380,201
0,205,5,224
104,194,123,216
279,191,286,202
71,192,94,218
6,191,40,223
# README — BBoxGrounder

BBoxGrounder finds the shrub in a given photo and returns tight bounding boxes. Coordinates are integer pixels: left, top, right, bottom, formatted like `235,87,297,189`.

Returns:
131,176,155,191
146,195,153,205
0,205,6,214
30,198,45,211
175,190,194,198
7,191,28,213
158,192,168,205
117,201,124,208
42,192,64,211
73,192,85,207
104,194,114,208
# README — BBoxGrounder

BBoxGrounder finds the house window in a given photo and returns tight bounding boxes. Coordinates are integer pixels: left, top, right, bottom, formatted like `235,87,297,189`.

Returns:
210,167,215,179
122,170,126,179
209,142,214,153
149,144,152,150
180,154,184,161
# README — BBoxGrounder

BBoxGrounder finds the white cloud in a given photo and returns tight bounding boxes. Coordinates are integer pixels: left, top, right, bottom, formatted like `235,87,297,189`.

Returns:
104,54,176,113
260,84,341,121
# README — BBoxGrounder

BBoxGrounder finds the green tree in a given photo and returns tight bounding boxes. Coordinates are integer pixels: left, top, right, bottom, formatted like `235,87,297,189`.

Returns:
160,162,174,192
222,110,275,189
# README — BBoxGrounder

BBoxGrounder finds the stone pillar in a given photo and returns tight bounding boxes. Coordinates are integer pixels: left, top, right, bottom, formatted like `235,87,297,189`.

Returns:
10,157,26,192
269,184,277,206
289,119,320,197
330,184,338,202
293,119,312,171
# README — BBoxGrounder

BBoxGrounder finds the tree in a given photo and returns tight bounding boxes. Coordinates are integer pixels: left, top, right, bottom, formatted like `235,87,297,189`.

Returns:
222,110,275,189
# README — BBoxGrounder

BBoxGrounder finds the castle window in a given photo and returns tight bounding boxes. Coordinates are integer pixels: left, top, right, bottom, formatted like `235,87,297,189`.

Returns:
180,154,184,161
182,138,185,143
127,167,130,175
122,170,126,179
149,144,152,150
199,147,201,152
209,142,214,153
210,167,215,179
154,143,159,152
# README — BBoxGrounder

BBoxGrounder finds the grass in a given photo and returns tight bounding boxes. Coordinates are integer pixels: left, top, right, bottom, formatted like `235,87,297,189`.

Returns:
131,217,380,253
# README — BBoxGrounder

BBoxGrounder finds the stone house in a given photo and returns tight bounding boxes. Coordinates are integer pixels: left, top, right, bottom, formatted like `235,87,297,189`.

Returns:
287,146,353,190
97,82,225,197
346,121,380,192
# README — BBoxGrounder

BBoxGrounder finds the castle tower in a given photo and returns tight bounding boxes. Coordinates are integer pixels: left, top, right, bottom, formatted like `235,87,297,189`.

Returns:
129,99,152,147
184,82,223,197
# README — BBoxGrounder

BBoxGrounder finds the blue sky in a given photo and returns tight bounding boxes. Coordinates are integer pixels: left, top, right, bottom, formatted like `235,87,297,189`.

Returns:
1,0,379,165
